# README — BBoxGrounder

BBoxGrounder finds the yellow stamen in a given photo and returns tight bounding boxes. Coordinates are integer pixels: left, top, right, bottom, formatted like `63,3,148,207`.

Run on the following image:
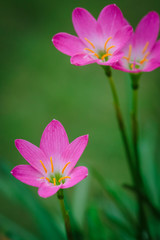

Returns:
62,162,71,174
101,53,112,61
104,37,112,50
128,44,132,61
50,156,54,173
131,63,134,69
59,176,71,183
40,177,45,179
53,178,56,186
140,51,150,64
122,44,132,62
40,160,47,174
84,38,95,49
106,45,115,54
46,177,50,183
84,48,99,59
142,41,149,54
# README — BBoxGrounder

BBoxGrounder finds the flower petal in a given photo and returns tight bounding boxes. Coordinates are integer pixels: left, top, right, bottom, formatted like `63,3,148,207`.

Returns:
112,25,133,52
52,33,85,56
71,54,97,66
61,135,88,173
143,59,160,72
61,166,88,189
38,182,61,198
98,4,128,38
11,165,42,187
134,12,160,52
40,120,69,159
15,139,49,174
72,8,99,44
150,40,160,60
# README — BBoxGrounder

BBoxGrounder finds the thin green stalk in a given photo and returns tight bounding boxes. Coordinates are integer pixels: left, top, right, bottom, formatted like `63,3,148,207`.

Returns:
57,189,73,240
103,66,135,183
131,74,152,240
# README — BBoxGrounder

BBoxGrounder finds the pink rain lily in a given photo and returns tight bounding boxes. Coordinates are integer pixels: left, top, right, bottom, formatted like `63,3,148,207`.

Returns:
113,11,160,73
11,120,88,198
52,4,133,66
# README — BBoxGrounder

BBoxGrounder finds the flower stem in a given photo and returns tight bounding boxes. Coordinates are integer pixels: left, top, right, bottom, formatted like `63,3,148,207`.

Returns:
130,74,151,240
57,189,73,240
103,66,135,182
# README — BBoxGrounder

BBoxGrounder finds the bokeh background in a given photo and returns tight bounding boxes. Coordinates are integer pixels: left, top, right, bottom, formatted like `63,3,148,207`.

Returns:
1,0,160,239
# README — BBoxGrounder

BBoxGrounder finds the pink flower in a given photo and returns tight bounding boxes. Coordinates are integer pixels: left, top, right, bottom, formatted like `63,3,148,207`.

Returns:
52,4,133,66
113,12,160,73
11,120,88,198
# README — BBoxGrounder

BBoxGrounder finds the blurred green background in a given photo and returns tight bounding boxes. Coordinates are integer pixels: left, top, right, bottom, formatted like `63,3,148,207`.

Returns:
0,0,160,239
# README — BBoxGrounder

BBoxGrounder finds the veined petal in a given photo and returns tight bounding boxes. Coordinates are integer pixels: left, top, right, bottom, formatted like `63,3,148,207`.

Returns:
52,33,85,56
98,4,128,38
71,54,97,66
149,40,160,60
61,166,88,189
143,59,160,72
11,165,42,187
112,25,133,52
15,139,49,174
38,182,61,198
60,135,88,173
72,8,99,45
40,120,69,159
134,11,160,52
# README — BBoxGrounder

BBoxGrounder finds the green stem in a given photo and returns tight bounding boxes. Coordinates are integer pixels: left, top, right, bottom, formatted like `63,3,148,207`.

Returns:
103,66,135,183
57,189,73,240
131,74,152,240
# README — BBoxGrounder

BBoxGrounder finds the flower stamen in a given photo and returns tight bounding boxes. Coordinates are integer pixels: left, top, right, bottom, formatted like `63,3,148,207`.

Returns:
40,160,47,173
101,53,112,61
50,156,54,173
84,38,95,49
104,37,112,50
59,176,71,183
53,177,56,186
140,51,150,64
84,48,99,58
62,162,71,174
40,177,45,179
142,41,149,54
106,45,115,54
123,44,132,62
130,63,134,69
46,177,50,183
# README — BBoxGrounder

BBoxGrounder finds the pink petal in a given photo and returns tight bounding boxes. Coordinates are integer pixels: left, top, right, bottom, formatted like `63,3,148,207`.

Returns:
71,54,97,66
40,120,69,159
72,8,100,45
98,4,128,38
61,135,88,173
52,33,85,56
15,139,49,174
11,165,42,187
143,59,160,72
61,166,88,189
112,62,141,73
38,182,61,198
134,12,160,52
150,40,160,60
112,25,133,52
